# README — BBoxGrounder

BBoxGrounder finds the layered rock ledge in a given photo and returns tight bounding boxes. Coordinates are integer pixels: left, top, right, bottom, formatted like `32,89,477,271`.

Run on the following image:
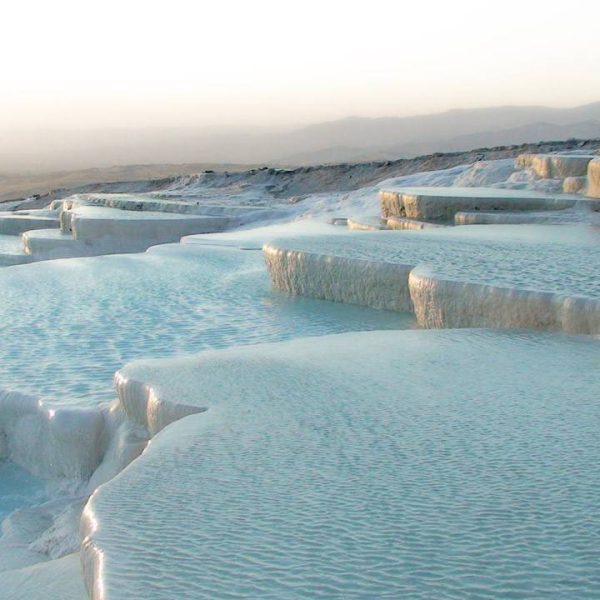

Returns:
588,159,600,198
81,329,600,599
264,226,600,334
379,187,580,221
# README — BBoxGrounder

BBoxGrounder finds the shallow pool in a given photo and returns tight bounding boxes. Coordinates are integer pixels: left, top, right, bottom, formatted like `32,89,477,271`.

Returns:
0,244,412,406
0,461,47,521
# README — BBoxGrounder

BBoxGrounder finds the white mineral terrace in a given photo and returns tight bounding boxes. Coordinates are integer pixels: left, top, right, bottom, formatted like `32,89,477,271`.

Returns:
0,209,60,235
61,193,282,219
2,154,600,599
386,215,446,230
589,158,600,198
562,176,588,194
0,235,35,266
516,152,598,179
453,205,599,225
378,186,588,221
264,224,600,334
82,330,600,599
454,210,562,225
0,235,411,599
67,207,228,245
0,196,284,265
346,215,387,231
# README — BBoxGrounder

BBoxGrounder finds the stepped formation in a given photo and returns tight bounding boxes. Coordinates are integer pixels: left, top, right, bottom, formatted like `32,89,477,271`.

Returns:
2,151,600,599
516,152,600,197
265,150,600,334
1,149,598,267
0,194,278,265
379,186,581,221
356,150,600,230
589,158,600,197
82,329,600,599
264,225,600,334
516,152,596,179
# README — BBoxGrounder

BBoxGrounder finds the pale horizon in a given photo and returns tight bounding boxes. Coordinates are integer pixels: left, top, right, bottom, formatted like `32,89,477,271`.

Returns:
3,99,600,135
3,0,600,132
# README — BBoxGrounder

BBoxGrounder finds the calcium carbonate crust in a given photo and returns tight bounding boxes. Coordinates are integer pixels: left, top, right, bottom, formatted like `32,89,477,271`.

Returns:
263,227,600,334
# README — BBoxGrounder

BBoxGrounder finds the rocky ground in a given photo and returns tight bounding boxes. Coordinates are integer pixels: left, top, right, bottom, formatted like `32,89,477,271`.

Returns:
3,139,599,210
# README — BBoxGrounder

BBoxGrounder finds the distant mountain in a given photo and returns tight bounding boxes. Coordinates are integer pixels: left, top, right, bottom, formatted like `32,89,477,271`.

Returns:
279,118,600,165
2,102,600,172
435,119,600,153
274,103,600,164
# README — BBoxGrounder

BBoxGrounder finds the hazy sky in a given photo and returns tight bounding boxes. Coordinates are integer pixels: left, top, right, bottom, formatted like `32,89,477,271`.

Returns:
3,0,600,131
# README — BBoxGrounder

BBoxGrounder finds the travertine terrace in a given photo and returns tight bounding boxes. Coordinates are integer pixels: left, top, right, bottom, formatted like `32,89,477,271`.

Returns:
2,149,600,599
